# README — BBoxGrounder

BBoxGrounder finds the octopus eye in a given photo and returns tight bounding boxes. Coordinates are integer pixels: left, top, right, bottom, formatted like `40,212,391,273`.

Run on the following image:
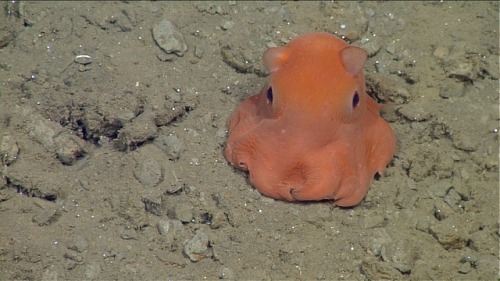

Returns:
266,87,273,103
352,91,359,108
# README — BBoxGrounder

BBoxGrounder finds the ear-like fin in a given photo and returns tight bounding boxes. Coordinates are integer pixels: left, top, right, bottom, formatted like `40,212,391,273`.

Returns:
263,47,289,73
340,46,367,76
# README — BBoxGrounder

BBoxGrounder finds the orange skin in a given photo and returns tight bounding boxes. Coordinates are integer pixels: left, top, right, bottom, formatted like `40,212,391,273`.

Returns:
224,32,396,207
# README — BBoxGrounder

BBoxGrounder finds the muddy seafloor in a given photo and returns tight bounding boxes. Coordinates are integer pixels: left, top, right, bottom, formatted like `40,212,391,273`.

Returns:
0,2,498,280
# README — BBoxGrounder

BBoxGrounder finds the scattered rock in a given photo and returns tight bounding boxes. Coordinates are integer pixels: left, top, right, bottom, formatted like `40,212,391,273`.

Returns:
443,188,462,211
468,230,495,254
33,199,61,226
365,73,410,104
134,158,163,187
0,133,20,165
220,43,267,77
209,210,228,229
451,132,477,152
397,102,432,122
14,105,87,165
427,179,452,198
116,111,157,151
154,134,185,160
183,230,211,262
157,218,184,245
84,262,101,280
54,133,86,165
218,267,235,279
152,20,187,56
434,201,455,221
458,260,472,274
429,220,468,250
439,83,465,99
360,258,402,280
362,213,387,229
221,21,234,30
380,238,417,274
445,59,479,82
67,235,89,253
433,46,449,59
169,203,193,223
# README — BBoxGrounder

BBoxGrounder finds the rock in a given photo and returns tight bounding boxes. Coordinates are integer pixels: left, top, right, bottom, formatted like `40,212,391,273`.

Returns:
183,230,211,262
451,132,477,152
429,220,468,250
443,188,462,211
380,238,416,274
439,83,465,99
359,258,402,280
84,262,101,280
0,133,20,165
67,235,89,253
134,158,163,187
116,112,157,151
221,21,234,30
433,46,449,59
169,203,193,223
218,267,235,279
152,20,187,56
14,105,87,165
157,218,184,245
362,213,387,229
209,210,228,229
446,60,479,82
434,201,455,221
154,134,185,160
54,134,85,165
32,199,61,226
157,219,171,236
365,73,410,104
397,103,432,122
427,179,452,198
468,230,495,254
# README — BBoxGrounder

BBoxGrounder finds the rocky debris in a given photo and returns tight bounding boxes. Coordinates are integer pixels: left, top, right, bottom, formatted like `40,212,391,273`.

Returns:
67,235,89,253
168,203,193,223
13,105,88,165
218,267,235,279
31,199,61,226
134,157,163,187
365,73,410,104
451,132,477,152
153,134,185,160
380,238,417,274
397,102,432,122
360,229,418,275
115,111,158,151
220,43,267,77
157,218,185,246
0,133,20,165
429,219,468,250
360,258,402,280
468,229,496,254
152,20,187,57
183,230,211,262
